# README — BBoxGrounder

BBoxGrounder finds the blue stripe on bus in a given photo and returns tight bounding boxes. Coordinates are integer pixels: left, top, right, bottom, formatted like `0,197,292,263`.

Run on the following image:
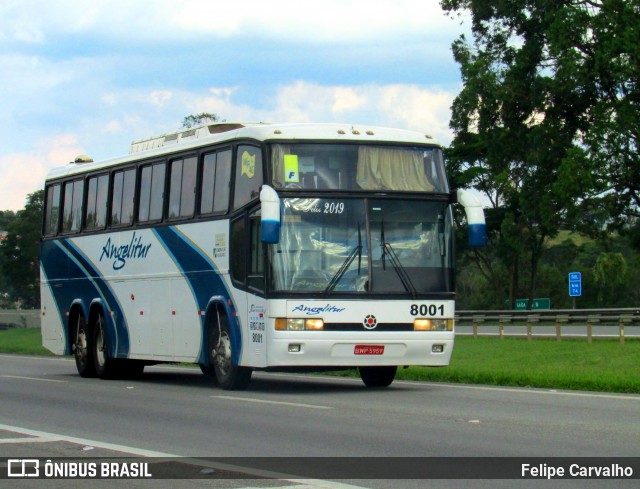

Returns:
152,226,241,366
39,244,71,354
39,265,65,343
40,240,129,357
61,238,129,357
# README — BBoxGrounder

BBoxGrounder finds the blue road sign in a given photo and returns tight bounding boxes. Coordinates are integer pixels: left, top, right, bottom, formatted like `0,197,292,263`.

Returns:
569,271,582,297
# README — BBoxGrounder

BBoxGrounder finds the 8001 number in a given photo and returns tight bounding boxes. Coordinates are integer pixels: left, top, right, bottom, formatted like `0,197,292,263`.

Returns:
410,304,445,316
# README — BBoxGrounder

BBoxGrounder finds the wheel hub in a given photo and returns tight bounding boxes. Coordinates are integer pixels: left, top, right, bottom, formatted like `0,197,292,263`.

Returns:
76,331,87,362
95,325,105,367
214,331,232,374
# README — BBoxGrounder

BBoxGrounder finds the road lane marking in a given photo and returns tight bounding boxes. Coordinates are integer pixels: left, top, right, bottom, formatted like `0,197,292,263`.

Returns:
1,375,67,383
0,354,73,362
0,424,363,489
0,423,174,457
413,381,640,401
212,395,333,410
0,437,55,444
258,371,640,400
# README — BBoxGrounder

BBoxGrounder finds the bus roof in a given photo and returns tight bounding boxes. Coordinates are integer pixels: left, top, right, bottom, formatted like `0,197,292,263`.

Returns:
45,122,441,181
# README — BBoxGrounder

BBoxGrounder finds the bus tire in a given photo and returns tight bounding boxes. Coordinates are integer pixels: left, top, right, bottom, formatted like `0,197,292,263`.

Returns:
210,309,252,390
92,312,118,379
113,359,145,379
199,363,219,384
73,313,97,378
201,315,220,384
358,366,397,388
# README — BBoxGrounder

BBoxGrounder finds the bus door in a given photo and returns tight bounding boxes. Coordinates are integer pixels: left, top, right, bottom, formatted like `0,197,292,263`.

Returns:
230,208,267,367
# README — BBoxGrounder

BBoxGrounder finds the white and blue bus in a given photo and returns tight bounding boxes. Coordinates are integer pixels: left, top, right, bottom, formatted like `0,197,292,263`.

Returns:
40,122,486,389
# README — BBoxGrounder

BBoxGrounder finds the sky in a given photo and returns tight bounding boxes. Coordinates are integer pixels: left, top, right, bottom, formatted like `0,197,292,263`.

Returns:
0,0,470,211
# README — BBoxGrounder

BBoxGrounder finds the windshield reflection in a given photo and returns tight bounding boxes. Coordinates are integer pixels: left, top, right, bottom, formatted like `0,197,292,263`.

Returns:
271,143,449,192
269,198,454,295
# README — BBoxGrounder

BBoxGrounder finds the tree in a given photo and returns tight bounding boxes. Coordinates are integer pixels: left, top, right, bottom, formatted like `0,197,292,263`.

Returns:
0,210,17,229
592,252,629,304
0,190,43,308
441,0,639,307
577,1,640,227
442,0,640,227
0,209,17,306
181,112,224,128
443,1,593,305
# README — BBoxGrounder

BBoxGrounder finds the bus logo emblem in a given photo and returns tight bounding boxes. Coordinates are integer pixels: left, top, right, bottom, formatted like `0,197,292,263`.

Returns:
99,232,152,270
241,151,255,179
363,314,377,330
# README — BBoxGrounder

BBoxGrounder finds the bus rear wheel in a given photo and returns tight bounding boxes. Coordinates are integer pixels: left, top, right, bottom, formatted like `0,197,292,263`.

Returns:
93,313,119,379
74,313,97,378
358,366,397,388
209,309,252,390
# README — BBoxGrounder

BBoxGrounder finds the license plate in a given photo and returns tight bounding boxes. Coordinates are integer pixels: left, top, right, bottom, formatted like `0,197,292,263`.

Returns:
354,345,385,355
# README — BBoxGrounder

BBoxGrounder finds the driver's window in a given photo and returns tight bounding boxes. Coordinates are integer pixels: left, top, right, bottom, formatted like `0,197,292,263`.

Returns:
248,208,264,292
230,209,264,294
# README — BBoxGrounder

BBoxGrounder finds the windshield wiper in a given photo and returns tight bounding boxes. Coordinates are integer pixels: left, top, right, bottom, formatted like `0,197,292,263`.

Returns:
357,222,362,275
380,219,417,299
324,223,362,295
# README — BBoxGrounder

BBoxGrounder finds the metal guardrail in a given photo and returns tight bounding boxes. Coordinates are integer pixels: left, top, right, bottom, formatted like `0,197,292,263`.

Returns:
0,309,40,329
2,308,639,342
455,308,640,344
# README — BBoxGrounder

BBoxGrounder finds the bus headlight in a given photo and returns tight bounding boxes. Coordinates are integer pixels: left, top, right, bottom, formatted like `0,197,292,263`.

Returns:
275,318,324,331
413,319,454,331
305,319,324,330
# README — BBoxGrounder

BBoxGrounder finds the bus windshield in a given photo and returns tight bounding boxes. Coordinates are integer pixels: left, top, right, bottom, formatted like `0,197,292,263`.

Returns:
270,143,448,192
269,198,454,295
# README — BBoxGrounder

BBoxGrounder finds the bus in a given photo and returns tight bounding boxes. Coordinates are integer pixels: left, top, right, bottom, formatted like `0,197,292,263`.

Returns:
40,122,486,390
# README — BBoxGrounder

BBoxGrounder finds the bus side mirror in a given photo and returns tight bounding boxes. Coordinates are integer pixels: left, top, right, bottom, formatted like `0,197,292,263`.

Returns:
456,189,487,248
260,185,281,244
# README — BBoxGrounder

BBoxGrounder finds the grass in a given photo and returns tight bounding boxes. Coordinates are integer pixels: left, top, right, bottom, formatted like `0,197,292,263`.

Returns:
0,328,52,356
1,328,638,394
396,336,640,394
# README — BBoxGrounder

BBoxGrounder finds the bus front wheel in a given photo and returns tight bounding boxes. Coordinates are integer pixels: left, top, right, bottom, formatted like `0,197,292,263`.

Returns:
209,310,252,390
358,366,397,388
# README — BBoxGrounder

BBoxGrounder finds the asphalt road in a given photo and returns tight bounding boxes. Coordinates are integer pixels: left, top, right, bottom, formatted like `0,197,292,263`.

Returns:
0,354,639,488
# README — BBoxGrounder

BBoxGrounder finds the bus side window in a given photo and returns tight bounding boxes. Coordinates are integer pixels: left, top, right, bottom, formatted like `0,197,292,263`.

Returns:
44,183,62,236
138,163,165,223
62,178,84,233
111,168,136,226
85,174,108,230
201,149,231,215
168,156,197,219
233,145,262,210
